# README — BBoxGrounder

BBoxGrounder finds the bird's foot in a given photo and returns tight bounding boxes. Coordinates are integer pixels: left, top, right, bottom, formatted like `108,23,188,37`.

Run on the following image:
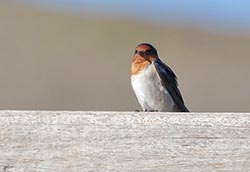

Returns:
145,109,158,112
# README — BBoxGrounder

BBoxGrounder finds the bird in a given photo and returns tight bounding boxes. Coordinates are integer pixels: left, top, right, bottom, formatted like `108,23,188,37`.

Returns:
131,43,189,112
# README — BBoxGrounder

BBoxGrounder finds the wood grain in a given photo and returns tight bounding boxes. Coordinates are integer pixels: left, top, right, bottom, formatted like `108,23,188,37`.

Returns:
0,111,249,172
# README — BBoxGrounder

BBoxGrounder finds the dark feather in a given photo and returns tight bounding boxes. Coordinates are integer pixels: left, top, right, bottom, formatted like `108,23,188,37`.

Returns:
154,58,189,112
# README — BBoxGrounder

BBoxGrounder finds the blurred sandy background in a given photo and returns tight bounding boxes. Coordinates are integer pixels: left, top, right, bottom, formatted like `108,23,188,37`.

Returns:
0,1,250,112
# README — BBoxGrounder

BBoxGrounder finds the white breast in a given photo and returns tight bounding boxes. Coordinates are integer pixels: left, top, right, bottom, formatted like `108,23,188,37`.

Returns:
131,64,175,112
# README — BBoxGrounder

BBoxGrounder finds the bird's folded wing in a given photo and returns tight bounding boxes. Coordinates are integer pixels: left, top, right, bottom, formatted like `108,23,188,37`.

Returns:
153,58,189,112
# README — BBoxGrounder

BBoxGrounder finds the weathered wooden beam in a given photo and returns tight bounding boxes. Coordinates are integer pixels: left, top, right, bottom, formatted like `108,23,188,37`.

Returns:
0,111,249,172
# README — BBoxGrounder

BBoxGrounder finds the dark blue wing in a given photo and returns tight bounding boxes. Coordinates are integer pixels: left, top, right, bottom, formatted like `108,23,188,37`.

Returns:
154,58,189,112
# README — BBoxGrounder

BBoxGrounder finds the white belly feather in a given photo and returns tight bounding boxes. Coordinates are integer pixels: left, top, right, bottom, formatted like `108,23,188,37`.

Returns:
131,64,175,112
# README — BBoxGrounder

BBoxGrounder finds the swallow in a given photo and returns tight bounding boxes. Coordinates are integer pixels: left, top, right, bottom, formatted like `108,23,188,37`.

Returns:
131,43,189,112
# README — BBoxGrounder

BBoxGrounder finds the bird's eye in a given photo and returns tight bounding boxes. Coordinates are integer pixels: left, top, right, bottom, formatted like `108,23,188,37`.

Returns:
134,50,138,54
145,49,152,55
138,51,145,56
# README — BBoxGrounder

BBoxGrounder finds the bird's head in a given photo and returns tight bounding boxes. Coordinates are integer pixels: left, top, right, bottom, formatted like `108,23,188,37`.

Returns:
133,43,158,63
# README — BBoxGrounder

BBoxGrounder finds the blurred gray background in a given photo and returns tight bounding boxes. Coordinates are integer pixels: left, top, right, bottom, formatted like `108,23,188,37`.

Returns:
0,1,250,112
